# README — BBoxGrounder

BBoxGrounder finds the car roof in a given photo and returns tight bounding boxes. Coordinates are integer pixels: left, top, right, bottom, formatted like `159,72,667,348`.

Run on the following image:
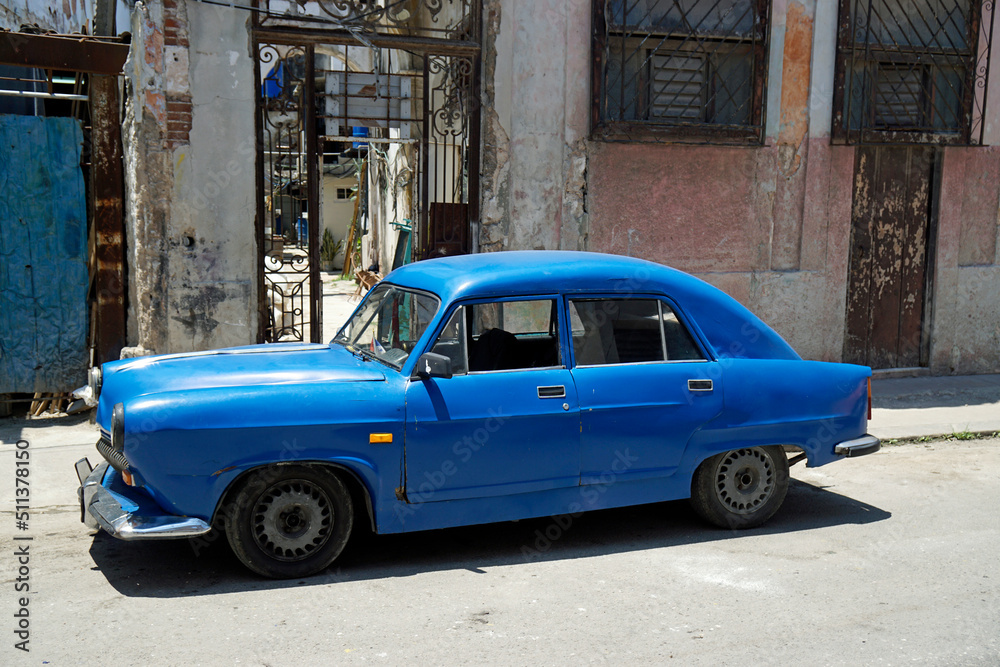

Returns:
384,250,709,301
382,251,801,362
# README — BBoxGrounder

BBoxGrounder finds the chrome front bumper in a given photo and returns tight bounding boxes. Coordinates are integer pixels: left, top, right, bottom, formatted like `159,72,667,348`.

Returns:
834,434,881,458
76,458,211,540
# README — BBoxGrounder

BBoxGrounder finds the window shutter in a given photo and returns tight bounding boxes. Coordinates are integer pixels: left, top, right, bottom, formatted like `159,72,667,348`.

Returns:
649,53,706,121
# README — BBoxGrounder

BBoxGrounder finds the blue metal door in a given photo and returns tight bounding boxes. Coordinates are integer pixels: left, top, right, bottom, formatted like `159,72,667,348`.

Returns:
573,363,723,483
0,115,88,393
564,295,724,484
403,368,580,502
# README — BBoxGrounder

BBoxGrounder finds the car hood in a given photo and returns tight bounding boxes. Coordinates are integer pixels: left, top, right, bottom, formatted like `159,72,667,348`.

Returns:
96,343,386,426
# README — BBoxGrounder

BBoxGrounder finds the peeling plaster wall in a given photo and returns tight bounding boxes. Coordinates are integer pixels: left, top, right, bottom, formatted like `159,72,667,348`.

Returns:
124,0,170,354
480,0,590,252
124,0,256,354
0,0,92,32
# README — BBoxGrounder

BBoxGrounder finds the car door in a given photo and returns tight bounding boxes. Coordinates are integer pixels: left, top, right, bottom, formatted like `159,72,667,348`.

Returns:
567,296,723,483
403,297,580,502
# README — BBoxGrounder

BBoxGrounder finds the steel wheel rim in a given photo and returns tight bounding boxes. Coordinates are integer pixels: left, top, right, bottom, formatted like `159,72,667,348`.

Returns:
252,479,334,561
714,449,775,515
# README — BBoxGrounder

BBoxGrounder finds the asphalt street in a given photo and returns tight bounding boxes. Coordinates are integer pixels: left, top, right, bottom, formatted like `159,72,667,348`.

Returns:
0,416,997,665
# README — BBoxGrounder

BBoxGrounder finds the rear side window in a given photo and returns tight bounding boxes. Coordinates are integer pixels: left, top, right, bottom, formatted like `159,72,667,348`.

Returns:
569,298,704,366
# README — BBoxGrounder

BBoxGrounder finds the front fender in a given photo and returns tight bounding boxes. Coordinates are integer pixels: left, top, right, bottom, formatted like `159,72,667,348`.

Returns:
117,381,405,522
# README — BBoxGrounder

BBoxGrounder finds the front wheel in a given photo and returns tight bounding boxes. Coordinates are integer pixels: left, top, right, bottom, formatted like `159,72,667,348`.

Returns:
224,465,353,578
690,446,789,529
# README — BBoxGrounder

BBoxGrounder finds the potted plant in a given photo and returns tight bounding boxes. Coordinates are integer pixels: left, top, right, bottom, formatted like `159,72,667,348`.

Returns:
320,229,343,272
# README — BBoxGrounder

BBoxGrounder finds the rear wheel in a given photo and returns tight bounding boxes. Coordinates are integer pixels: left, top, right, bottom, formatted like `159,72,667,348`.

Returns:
690,446,789,529
224,465,353,578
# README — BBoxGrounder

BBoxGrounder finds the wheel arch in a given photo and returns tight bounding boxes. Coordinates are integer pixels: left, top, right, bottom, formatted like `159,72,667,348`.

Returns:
685,438,798,483
211,460,376,533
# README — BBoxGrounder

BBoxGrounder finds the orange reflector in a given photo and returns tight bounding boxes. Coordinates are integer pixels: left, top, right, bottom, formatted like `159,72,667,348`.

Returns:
370,433,393,444
122,470,134,486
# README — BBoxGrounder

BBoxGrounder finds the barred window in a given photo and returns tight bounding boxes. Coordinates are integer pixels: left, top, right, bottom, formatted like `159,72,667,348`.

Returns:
592,0,772,144
833,0,995,144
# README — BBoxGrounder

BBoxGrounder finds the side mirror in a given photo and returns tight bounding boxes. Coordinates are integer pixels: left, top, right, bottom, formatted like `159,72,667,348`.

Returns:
411,352,453,380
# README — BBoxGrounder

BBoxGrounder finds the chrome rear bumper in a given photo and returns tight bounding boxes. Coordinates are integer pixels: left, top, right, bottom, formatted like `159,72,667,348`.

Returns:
76,458,211,540
834,434,881,458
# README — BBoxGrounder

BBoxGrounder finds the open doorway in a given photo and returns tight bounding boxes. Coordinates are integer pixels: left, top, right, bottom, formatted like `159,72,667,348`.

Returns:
253,2,481,343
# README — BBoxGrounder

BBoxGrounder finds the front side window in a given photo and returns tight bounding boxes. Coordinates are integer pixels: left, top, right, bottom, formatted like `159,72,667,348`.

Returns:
427,299,562,373
570,298,704,366
429,307,469,375
593,0,772,144
833,0,993,144
334,284,439,369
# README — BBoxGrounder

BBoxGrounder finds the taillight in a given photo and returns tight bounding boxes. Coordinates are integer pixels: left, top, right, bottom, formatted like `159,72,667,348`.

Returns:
867,377,872,421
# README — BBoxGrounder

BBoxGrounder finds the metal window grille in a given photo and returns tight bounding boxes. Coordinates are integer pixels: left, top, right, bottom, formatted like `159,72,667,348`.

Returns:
253,0,480,40
833,0,995,144
592,0,772,144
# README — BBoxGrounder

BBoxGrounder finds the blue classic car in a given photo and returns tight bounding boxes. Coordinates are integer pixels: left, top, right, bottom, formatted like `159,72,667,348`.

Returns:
76,251,879,578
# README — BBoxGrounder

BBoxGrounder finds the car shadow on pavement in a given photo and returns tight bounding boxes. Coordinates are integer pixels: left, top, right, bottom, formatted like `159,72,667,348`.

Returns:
87,477,890,598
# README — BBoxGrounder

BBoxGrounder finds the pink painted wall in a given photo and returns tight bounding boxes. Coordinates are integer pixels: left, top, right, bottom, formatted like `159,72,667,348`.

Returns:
588,143,770,273
587,140,1000,372
930,147,1000,373
587,138,856,363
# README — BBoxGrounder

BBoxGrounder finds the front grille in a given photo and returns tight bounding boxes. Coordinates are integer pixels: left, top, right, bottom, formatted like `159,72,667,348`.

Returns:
96,436,130,472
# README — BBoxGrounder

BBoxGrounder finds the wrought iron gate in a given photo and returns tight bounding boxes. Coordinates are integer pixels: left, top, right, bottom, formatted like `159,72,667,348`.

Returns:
253,1,481,343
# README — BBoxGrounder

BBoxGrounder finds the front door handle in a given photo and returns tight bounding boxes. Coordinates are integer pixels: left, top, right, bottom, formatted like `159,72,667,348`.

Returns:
688,379,713,392
537,385,566,398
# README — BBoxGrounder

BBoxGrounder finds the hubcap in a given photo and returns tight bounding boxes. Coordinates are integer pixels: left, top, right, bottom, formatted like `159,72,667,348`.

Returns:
252,480,333,561
714,449,775,515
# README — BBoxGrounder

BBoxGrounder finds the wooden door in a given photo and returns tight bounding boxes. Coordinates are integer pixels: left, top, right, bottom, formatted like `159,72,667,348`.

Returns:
844,146,935,369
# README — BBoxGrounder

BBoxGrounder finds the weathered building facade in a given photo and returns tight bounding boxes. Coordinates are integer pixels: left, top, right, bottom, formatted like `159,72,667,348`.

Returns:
8,0,996,383
481,0,1000,374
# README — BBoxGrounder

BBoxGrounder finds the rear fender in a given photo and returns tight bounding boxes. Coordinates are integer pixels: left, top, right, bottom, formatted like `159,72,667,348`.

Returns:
681,358,871,472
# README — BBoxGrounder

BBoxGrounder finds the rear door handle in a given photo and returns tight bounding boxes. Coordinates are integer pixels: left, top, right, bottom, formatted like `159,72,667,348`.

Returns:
537,385,566,398
688,379,713,392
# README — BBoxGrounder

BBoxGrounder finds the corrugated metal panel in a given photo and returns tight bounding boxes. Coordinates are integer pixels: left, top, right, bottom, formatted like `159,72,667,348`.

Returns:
0,114,88,393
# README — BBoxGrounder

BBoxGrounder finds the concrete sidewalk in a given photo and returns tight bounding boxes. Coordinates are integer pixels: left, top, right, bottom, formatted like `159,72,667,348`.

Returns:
870,373,1000,440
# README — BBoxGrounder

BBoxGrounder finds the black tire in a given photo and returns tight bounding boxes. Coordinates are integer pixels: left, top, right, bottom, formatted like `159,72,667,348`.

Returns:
224,465,353,578
690,446,789,530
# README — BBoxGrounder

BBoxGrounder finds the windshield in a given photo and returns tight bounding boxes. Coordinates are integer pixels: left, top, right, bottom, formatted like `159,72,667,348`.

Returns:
333,284,440,369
